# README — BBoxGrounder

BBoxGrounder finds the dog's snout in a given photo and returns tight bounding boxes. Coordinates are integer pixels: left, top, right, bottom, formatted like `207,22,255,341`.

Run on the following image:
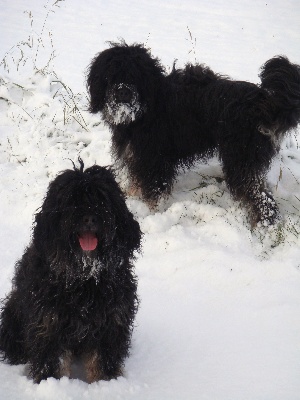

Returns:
115,85,132,103
82,215,97,230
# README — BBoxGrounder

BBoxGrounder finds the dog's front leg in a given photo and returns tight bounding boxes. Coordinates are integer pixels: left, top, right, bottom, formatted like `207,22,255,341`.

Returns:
132,158,176,206
244,180,281,227
83,350,106,383
25,306,64,383
29,348,62,383
96,309,134,381
83,347,123,383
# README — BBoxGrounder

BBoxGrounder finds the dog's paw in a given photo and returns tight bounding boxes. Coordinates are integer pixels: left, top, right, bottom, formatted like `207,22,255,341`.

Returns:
31,366,60,383
253,220,285,249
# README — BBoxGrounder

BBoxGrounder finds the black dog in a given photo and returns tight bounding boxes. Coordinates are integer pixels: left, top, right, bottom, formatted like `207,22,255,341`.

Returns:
87,41,300,227
0,161,142,383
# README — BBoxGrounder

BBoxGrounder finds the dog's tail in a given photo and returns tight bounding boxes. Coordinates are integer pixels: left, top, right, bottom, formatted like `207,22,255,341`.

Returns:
259,56,300,135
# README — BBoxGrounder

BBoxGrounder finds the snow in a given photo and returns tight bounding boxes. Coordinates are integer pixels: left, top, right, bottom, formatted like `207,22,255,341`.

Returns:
1,1,300,399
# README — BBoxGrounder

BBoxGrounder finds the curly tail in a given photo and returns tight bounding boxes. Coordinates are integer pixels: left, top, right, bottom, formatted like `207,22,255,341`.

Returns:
259,56,300,134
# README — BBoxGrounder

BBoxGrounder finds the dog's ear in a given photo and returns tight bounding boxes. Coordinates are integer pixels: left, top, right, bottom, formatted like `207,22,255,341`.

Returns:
87,50,111,113
105,184,142,259
85,166,142,258
115,208,142,259
32,170,78,249
107,189,142,258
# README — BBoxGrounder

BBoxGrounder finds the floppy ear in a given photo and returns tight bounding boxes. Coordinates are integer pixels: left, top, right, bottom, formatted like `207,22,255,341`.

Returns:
104,183,142,259
107,184,142,259
31,170,76,251
115,207,142,259
87,50,111,113
85,166,142,258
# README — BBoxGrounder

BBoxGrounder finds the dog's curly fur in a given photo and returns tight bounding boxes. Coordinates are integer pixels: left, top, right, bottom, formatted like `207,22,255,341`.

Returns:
0,161,142,383
87,41,300,226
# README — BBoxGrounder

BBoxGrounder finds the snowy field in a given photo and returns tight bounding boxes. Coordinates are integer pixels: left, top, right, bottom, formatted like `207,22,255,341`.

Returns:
0,1,300,399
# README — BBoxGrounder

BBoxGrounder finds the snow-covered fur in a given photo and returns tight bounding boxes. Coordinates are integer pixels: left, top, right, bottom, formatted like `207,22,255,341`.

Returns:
87,42,300,226
0,161,142,383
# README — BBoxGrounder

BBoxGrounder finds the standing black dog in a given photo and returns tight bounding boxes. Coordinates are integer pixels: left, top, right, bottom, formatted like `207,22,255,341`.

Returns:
87,41,300,226
0,161,142,383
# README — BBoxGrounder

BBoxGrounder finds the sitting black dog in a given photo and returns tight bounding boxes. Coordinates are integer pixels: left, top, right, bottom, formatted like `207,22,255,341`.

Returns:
87,41,300,226
0,161,142,383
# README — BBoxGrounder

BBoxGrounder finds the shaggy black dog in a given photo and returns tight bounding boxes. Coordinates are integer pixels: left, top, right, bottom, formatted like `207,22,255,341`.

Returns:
87,42,300,227
0,161,142,383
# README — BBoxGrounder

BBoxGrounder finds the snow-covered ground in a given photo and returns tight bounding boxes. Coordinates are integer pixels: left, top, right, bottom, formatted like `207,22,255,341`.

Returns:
0,1,300,399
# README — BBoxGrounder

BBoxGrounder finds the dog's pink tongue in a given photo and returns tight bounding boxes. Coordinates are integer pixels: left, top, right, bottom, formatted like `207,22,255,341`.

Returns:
79,233,98,251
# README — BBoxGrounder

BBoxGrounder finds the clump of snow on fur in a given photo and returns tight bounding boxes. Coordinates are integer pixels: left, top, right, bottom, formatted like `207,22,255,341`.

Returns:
81,255,104,283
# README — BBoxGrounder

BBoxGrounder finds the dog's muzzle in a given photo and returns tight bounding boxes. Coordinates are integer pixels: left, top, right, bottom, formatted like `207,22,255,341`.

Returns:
115,84,134,104
103,83,144,125
78,215,98,251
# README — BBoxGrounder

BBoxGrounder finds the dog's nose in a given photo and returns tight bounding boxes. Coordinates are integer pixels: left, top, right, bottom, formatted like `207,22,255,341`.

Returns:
115,85,132,103
82,215,97,230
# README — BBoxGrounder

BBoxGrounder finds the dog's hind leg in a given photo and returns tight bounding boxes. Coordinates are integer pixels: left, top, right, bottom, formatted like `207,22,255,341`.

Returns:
225,168,280,227
242,178,281,227
220,130,280,227
0,295,27,365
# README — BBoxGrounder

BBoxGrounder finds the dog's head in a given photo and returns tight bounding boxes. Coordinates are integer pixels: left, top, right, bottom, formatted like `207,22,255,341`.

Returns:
87,41,165,125
33,161,142,281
